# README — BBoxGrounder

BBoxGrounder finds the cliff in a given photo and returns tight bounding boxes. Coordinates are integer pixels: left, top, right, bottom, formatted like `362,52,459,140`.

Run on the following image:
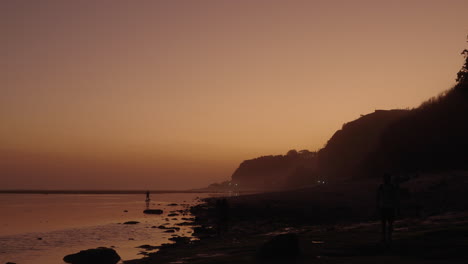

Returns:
317,109,409,180
231,150,317,190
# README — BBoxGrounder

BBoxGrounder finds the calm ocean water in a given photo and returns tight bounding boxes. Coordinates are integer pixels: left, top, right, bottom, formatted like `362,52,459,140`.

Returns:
0,192,214,264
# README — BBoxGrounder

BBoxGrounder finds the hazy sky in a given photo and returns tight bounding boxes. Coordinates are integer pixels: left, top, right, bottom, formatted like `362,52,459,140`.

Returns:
1,0,468,190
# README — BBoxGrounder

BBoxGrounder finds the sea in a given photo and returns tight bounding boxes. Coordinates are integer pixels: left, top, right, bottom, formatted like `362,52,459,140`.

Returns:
0,192,216,264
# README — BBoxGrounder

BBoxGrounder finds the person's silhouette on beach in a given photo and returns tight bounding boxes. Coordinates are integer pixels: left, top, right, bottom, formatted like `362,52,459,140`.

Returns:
216,198,230,237
377,173,399,244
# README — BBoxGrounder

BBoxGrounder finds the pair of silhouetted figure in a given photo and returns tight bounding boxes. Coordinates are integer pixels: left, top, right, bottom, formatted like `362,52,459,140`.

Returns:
377,173,400,244
216,198,230,236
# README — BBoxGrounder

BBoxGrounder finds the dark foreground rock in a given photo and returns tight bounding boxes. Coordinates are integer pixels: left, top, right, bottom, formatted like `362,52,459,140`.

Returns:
63,247,120,264
258,233,300,259
123,221,140,225
136,244,161,250
144,209,164,214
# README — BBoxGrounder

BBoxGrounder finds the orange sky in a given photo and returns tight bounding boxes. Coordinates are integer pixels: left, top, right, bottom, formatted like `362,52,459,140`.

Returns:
1,0,468,190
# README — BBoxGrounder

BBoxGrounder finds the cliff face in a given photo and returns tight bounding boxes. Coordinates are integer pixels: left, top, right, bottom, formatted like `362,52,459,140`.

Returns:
318,83,468,180
229,80,468,189
317,109,409,180
374,84,468,174
231,150,317,190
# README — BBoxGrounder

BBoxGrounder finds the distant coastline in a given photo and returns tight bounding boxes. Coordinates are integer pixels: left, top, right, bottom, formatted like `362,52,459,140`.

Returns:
0,189,220,194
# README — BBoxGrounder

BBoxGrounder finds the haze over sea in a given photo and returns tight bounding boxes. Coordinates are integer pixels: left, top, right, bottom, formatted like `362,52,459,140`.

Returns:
0,192,214,264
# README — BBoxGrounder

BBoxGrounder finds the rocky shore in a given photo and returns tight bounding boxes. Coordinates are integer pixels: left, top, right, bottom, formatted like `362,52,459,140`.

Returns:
123,173,468,264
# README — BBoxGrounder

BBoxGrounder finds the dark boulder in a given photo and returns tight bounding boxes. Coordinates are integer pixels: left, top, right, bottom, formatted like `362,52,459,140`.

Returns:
136,244,160,250
168,213,179,217
168,236,191,244
123,221,140,225
144,209,164,214
258,233,300,259
175,221,194,226
63,247,120,264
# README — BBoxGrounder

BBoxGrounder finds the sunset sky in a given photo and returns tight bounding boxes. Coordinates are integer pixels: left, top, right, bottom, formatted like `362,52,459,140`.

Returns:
2,0,468,190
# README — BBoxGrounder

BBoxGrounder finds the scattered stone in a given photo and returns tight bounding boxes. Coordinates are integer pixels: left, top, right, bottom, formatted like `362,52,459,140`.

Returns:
129,238,135,240
143,209,163,215
164,229,175,233
123,210,128,213
167,203,178,206
168,213,179,217
136,244,160,251
168,236,191,244
63,247,120,264
123,221,140,225
37,237,42,240
172,218,178,220
175,221,194,226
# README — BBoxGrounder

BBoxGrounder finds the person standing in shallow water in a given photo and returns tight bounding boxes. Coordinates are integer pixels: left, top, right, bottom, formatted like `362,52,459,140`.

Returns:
377,173,399,244
145,191,150,202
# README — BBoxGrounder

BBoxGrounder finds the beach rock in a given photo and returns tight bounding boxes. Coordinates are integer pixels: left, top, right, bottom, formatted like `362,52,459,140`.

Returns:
175,221,194,226
6,262,17,264
164,229,175,233
258,233,300,259
168,213,179,216
144,209,163,214
123,221,140,225
63,247,120,264
158,225,167,229
167,203,178,206
136,244,160,250
168,236,191,244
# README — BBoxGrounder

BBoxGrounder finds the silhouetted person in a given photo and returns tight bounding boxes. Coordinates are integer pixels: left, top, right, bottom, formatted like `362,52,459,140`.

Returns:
216,198,230,237
145,191,150,202
377,173,399,244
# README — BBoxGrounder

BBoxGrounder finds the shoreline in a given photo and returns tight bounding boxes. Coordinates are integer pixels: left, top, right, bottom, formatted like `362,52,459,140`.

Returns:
126,200,468,264
125,175,468,263
0,190,232,195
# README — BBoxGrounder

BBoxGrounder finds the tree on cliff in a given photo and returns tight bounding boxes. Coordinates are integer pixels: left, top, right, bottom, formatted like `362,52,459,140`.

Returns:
287,149,299,157
456,35,468,85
